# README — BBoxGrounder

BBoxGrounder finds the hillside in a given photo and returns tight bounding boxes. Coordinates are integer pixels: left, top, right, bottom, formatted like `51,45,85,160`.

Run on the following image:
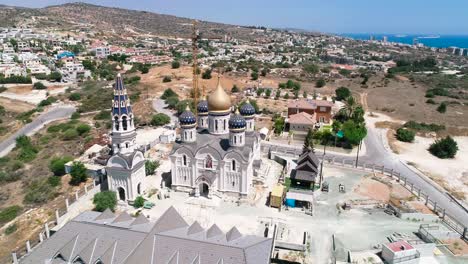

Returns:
0,2,265,40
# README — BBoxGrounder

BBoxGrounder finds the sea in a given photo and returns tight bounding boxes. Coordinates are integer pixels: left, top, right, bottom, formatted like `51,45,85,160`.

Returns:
339,33,468,49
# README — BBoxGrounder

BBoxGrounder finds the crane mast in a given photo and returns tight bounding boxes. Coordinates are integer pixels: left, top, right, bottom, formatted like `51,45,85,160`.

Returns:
192,20,200,116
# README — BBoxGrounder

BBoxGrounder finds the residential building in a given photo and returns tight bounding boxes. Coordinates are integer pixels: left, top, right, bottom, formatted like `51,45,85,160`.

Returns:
381,241,420,264
287,99,333,124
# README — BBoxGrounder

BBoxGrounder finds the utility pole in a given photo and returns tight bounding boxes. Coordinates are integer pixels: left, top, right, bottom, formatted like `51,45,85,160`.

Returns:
355,139,362,168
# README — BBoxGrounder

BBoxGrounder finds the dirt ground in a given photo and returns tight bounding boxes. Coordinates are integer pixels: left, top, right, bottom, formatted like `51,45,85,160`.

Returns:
0,97,35,113
442,238,468,256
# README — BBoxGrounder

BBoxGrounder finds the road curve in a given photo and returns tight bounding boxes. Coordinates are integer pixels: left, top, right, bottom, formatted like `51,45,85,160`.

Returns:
0,104,76,157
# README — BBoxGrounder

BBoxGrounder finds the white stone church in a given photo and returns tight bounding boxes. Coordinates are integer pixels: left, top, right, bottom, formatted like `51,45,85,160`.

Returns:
170,79,262,199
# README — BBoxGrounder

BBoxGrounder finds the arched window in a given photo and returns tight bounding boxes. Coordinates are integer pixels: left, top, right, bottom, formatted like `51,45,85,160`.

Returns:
234,136,237,144
240,135,243,144
114,116,119,130
126,143,129,148
223,120,226,130
232,160,236,171
205,155,213,169
183,155,187,166
215,120,218,130
122,116,128,131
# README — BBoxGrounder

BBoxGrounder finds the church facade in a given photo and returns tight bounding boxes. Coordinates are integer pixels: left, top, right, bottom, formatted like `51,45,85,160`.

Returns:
170,80,261,199
106,74,146,201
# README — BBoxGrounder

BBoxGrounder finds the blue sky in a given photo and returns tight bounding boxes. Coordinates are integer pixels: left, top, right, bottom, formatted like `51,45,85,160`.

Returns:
1,0,467,34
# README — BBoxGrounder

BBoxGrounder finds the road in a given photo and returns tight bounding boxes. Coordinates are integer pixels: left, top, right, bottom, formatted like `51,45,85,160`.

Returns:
0,104,76,157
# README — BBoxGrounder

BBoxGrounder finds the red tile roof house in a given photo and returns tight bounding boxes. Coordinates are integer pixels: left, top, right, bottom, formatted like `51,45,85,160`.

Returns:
287,99,334,124
287,112,317,133
381,240,421,264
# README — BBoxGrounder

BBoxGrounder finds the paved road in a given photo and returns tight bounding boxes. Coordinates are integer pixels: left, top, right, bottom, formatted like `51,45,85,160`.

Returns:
0,104,76,157
264,121,468,227
151,98,178,125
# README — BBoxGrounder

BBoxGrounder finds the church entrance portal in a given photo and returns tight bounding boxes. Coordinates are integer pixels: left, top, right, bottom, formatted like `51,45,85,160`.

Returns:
199,183,209,197
117,187,126,201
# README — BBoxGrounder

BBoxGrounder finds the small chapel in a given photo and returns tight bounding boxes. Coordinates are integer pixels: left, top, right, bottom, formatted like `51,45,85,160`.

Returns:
170,78,261,199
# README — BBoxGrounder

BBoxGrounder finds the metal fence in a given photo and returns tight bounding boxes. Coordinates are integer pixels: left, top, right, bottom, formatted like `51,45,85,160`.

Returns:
261,144,468,242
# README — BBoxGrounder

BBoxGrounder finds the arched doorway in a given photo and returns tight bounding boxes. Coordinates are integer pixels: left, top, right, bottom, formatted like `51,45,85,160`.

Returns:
137,183,141,194
199,183,209,197
117,187,126,201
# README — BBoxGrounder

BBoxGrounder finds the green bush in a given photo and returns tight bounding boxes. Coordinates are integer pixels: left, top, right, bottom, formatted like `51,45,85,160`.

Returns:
62,128,79,140
69,161,87,186
15,135,38,162
403,121,445,132
0,205,22,225
437,102,447,113
48,176,61,187
93,191,117,212
335,87,351,101
0,171,20,183
93,110,110,120
76,123,91,135
4,223,17,235
426,99,436,104
150,113,170,127
171,60,180,69
165,96,179,108
134,196,145,208
396,128,415,142
315,78,326,88
231,85,240,93
162,76,172,83
69,92,82,101
49,156,73,176
202,69,212,79
145,160,160,175
33,82,47,90
71,112,81,119
428,136,458,159
24,179,58,204
10,160,24,171
161,88,178,99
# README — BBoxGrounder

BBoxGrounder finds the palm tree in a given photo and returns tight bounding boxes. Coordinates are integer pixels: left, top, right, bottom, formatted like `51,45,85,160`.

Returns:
342,96,357,119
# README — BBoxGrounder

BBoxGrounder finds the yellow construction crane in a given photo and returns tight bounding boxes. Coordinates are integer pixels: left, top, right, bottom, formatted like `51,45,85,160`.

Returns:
192,20,200,115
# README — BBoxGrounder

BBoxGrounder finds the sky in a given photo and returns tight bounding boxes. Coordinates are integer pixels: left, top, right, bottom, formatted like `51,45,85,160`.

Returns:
1,0,468,34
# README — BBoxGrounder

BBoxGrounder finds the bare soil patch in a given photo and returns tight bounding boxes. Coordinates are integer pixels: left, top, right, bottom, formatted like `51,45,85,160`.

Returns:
442,238,468,256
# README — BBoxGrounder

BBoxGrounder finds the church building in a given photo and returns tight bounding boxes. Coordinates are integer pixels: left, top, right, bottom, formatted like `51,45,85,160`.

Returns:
105,74,146,201
170,79,261,199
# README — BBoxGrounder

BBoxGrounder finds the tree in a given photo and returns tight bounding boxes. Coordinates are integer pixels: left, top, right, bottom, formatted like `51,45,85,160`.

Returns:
202,69,212,79
261,68,268,77
69,161,87,186
49,156,73,176
315,78,326,88
265,89,271,97
428,136,458,159
76,123,91,135
342,96,357,119
33,82,47,90
303,63,319,74
139,65,150,74
145,160,160,175
231,85,240,93
273,116,285,134
150,113,170,126
352,106,365,124
342,120,367,145
335,87,351,101
251,71,259,80
134,196,145,208
283,93,289,99
171,60,180,69
68,92,81,101
437,102,447,113
93,191,117,212
303,91,307,98
303,128,315,154
396,128,415,142
48,71,62,82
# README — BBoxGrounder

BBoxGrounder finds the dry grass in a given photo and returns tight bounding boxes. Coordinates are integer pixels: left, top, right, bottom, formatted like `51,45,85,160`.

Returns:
442,238,468,256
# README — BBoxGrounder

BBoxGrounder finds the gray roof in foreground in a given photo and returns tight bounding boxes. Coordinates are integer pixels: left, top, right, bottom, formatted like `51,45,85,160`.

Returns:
20,206,273,264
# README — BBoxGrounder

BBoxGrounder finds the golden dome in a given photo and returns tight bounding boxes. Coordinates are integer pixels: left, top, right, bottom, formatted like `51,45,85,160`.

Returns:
208,78,231,112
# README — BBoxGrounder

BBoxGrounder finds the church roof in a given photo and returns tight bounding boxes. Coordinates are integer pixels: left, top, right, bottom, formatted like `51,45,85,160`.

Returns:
208,78,231,113
179,105,197,127
229,109,246,130
239,100,256,117
112,73,133,116
171,129,260,161
197,99,208,115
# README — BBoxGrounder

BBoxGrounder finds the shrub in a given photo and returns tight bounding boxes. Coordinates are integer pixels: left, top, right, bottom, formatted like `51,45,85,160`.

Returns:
403,121,445,132
335,87,351,101
76,123,91,135
49,156,73,176
0,86,6,93
201,69,212,79
426,99,436,104
165,96,179,109
134,196,145,208
396,128,415,142
93,191,117,212
437,102,447,113
145,160,160,175
69,161,87,185
315,78,326,88
24,179,57,204
48,71,62,82
171,60,180,69
94,110,110,120
15,135,38,162
231,85,240,93
69,92,82,101
62,128,79,140
71,112,81,119
162,76,172,83
161,88,178,99
10,160,24,171
33,82,47,90
0,205,22,225
150,113,170,127
48,176,61,187
4,223,17,235
428,136,458,159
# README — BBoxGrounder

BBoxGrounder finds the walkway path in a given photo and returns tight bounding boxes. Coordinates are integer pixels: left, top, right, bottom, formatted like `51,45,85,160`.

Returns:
0,104,76,157
151,98,177,125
